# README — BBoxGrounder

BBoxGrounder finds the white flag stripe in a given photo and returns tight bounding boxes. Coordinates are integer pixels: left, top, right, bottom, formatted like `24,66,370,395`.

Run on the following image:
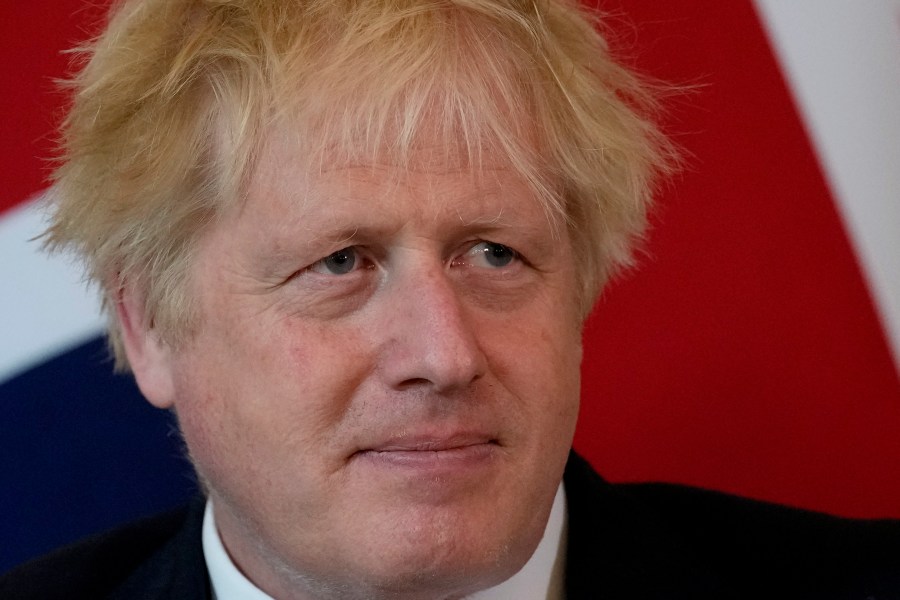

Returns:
754,0,900,370
0,197,104,385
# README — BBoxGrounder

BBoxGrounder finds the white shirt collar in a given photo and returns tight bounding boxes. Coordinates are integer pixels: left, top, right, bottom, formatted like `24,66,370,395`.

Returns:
202,484,568,600
203,501,273,600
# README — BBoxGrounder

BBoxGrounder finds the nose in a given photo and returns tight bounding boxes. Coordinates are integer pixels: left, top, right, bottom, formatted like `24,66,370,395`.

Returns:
377,264,487,393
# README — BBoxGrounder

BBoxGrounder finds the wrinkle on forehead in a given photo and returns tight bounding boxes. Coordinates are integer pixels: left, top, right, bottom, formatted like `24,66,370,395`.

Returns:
254,126,514,193
228,116,566,247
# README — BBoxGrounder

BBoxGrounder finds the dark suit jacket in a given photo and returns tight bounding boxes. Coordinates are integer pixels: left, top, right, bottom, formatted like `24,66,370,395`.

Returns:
2,452,900,599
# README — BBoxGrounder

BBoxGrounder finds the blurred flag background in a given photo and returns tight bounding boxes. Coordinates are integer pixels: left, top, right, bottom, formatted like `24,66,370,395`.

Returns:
2,0,898,573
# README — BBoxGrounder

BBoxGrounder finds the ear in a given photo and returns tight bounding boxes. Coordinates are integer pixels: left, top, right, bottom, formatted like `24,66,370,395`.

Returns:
116,284,177,409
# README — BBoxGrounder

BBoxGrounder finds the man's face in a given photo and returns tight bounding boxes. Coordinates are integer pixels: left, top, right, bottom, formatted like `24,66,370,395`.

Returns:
131,133,583,599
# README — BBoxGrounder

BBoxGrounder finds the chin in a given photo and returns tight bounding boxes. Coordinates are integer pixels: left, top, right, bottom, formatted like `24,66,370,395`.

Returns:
336,509,539,600
350,552,522,600
270,541,524,600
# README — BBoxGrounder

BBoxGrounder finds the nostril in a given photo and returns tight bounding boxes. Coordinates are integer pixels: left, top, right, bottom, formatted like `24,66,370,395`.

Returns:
397,377,431,390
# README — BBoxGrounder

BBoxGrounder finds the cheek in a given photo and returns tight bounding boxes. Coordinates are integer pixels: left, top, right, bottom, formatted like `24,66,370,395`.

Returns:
169,314,372,486
480,306,582,432
281,320,374,420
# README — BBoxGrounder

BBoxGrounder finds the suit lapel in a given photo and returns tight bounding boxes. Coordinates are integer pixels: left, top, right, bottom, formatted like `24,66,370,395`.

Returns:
110,499,211,600
563,452,724,599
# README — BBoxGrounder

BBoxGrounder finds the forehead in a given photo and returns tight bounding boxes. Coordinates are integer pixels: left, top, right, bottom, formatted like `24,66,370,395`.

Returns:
233,128,560,235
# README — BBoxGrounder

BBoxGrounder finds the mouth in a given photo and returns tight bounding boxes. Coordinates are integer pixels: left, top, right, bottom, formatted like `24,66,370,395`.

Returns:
352,434,500,470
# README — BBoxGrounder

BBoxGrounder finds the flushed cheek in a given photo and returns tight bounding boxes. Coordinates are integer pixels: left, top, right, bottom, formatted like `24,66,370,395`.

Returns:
178,286,366,474
283,321,373,412
482,307,580,385
482,316,581,445
207,302,369,418
171,350,345,535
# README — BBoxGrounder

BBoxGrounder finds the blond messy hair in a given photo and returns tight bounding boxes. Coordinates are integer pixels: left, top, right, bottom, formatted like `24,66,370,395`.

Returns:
45,0,674,369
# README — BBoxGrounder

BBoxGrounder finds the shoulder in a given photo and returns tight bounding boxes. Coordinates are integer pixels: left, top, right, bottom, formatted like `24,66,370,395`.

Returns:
563,452,900,599
625,481,900,598
0,500,208,600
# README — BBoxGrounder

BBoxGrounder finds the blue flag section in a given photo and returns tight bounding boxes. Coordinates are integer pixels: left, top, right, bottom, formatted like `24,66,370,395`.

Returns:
0,336,197,573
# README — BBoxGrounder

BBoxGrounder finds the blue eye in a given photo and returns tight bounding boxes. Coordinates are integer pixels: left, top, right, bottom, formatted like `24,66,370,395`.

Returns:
312,247,358,275
468,242,517,268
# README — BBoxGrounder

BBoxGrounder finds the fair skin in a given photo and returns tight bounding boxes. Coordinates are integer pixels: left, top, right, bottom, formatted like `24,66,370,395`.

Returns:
119,132,584,600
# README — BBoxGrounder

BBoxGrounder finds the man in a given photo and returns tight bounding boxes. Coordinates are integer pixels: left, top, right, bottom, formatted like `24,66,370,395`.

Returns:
2,0,899,599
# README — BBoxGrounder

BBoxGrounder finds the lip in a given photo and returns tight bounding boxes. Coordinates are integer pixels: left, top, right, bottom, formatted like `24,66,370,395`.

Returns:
365,433,497,453
352,432,499,471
